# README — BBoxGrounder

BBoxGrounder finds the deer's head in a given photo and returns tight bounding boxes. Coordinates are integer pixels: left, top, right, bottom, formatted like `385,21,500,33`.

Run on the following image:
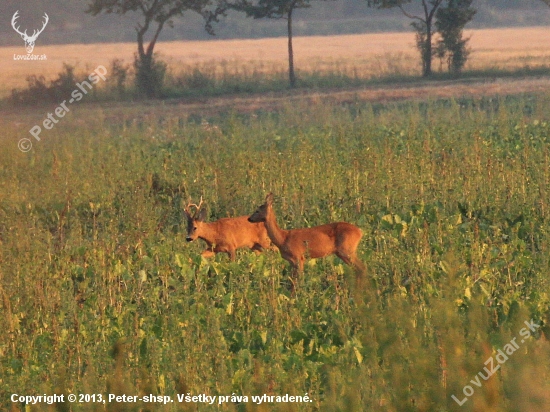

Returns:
184,197,207,242
248,193,273,223
12,11,49,54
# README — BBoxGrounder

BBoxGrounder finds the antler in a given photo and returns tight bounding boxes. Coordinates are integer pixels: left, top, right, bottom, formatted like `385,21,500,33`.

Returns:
185,196,204,216
11,11,48,41
29,13,49,41
11,11,27,38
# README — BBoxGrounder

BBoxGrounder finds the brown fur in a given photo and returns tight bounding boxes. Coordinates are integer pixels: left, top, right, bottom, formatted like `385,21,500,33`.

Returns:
248,193,366,286
185,211,272,261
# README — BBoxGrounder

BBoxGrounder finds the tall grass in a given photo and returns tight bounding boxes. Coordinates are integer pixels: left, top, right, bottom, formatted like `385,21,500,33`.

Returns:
6,54,550,106
163,55,418,96
1,94,550,410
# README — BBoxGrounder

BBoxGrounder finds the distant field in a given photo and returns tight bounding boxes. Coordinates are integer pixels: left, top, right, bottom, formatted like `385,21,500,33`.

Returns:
2,27,550,97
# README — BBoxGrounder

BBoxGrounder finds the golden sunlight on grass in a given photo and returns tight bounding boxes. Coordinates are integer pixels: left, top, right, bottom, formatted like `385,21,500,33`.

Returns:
1,27,550,96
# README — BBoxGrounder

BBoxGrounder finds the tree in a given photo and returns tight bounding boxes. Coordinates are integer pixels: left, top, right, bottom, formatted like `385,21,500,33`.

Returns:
368,0,444,77
435,0,476,74
230,0,313,88
86,0,220,97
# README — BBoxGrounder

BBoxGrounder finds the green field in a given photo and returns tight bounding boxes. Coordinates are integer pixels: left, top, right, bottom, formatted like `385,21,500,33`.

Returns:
2,93,550,411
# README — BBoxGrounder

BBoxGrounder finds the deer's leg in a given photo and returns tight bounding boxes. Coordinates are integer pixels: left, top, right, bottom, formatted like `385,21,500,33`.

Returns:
251,243,264,254
297,258,304,274
352,257,366,276
337,251,366,289
201,249,215,258
286,262,300,295
352,257,366,289
280,253,301,294
291,258,305,293
336,251,353,266
281,253,301,276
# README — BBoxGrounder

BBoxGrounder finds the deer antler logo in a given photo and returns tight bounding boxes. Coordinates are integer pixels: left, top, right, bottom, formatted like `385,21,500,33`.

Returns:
11,11,49,54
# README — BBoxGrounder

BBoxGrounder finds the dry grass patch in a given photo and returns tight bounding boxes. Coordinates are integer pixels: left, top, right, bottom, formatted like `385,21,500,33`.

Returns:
1,27,550,97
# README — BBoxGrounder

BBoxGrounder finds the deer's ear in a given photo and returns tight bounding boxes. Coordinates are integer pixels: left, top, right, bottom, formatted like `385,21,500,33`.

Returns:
196,208,207,222
265,193,274,206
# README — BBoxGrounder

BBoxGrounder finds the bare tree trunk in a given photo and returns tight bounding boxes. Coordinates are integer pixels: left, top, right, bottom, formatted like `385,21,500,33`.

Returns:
135,20,167,98
287,8,296,88
137,29,146,60
423,20,432,77
423,0,443,76
146,20,165,58
403,0,442,77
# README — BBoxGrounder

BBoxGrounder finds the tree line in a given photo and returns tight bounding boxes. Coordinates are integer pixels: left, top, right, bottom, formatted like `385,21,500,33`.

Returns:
85,0,547,97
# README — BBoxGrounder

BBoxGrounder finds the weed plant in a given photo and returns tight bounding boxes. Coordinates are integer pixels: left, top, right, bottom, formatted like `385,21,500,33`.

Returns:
1,94,550,410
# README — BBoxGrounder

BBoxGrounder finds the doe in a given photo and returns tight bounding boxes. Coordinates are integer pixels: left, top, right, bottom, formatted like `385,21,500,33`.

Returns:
248,193,366,286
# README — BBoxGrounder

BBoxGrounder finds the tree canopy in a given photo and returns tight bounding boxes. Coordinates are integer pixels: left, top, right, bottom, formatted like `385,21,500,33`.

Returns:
367,0,442,76
87,0,217,59
435,0,476,73
87,0,222,96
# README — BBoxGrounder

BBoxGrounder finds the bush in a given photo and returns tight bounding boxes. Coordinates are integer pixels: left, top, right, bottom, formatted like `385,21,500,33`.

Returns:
108,58,130,99
10,64,77,106
134,53,167,98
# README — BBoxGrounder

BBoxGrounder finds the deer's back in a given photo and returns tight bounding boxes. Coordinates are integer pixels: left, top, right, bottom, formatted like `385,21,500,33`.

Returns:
213,216,269,245
285,222,362,258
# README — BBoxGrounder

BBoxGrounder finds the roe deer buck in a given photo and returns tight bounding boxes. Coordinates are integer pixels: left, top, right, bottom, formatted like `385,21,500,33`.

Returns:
248,193,366,286
184,198,272,261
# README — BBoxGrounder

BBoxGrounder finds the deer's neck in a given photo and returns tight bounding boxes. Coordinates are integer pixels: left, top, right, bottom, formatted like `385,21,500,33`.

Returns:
198,223,218,245
264,207,288,248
